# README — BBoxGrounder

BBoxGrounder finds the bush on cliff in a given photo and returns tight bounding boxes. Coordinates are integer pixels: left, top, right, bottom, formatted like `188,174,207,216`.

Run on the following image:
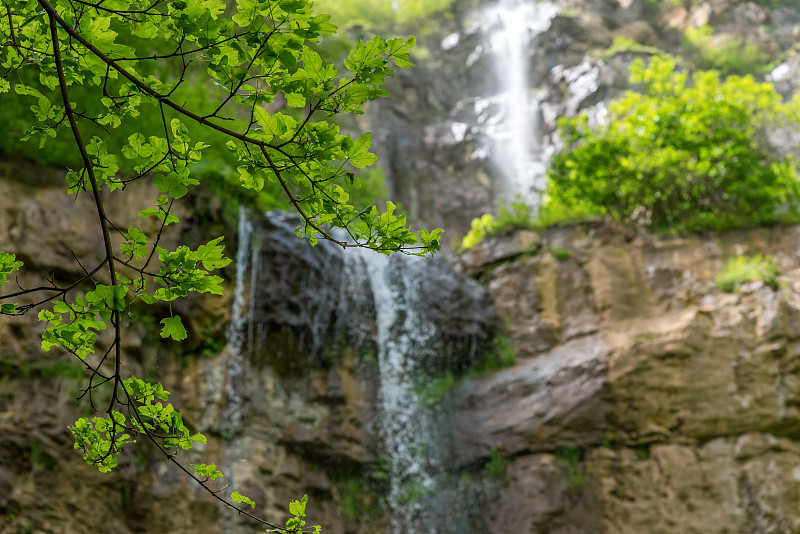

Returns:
715,254,780,293
544,55,800,232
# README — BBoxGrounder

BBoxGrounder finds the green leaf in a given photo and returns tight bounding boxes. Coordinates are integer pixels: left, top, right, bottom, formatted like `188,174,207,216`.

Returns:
0,252,23,284
231,491,255,508
153,173,189,199
160,316,188,341
285,92,306,108
122,227,149,258
289,494,308,518
192,463,222,479
194,237,232,270
348,132,379,168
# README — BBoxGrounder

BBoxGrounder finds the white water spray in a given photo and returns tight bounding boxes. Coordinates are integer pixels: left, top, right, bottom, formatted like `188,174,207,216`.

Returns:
219,206,262,524
481,0,557,207
224,206,254,430
348,250,437,533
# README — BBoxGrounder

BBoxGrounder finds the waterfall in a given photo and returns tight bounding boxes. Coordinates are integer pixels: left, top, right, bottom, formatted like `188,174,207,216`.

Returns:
219,207,259,518
225,206,254,427
348,250,439,533
480,0,558,208
215,211,492,533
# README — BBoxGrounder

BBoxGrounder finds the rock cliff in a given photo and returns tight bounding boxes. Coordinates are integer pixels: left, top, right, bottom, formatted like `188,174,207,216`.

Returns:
452,221,800,533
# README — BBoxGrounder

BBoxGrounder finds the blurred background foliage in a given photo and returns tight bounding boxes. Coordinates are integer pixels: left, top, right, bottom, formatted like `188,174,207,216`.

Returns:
0,0,450,217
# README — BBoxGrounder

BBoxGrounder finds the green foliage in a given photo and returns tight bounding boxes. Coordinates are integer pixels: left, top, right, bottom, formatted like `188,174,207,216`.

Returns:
479,335,517,372
0,253,22,314
0,0,439,527
281,494,321,533
484,447,509,480
314,0,458,33
29,438,47,470
396,476,435,505
335,458,391,520
546,55,800,232
370,455,392,486
414,335,516,407
554,446,585,487
547,247,573,261
415,371,458,408
231,491,256,509
192,463,224,480
0,253,22,284
682,25,770,76
715,254,780,292
344,165,389,209
338,476,367,519
634,444,651,460
70,376,207,473
594,36,662,60
461,202,536,249
38,360,86,380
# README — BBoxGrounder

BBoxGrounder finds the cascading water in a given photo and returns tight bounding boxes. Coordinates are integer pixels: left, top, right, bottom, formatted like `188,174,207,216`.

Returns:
224,206,254,430
219,207,260,524
479,0,558,207
351,250,438,533
341,248,491,534
217,210,493,533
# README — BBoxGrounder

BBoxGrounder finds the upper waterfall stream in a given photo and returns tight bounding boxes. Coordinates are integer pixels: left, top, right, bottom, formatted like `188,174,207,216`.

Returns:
477,0,557,207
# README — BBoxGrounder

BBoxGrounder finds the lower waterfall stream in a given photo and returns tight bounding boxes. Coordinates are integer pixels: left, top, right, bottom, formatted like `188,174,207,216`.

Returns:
223,209,494,533
351,250,438,533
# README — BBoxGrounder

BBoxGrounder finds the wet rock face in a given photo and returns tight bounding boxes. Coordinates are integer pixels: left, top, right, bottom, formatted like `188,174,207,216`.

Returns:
454,221,800,533
244,211,497,377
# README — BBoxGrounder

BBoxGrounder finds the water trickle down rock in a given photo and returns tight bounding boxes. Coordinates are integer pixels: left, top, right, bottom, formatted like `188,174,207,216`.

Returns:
220,207,258,497
342,246,496,534
215,211,495,532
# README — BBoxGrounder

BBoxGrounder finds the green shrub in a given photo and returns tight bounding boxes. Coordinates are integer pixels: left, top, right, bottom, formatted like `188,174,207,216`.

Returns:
484,447,509,480
548,247,573,261
634,444,650,460
715,254,779,292
555,446,585,487
414,371,458,408
313,0,459,36
594,36,662,61
546,55,800,232
477,335,516,372
462,202,535,249
682,25,770,76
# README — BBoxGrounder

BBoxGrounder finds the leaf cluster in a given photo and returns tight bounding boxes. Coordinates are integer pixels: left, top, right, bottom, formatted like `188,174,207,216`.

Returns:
681,25,770,77
545,55,800,232
70,376,207,472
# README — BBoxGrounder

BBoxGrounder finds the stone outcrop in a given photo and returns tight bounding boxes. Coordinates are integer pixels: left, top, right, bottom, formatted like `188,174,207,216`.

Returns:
451,221,800,533
7,165,800,534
